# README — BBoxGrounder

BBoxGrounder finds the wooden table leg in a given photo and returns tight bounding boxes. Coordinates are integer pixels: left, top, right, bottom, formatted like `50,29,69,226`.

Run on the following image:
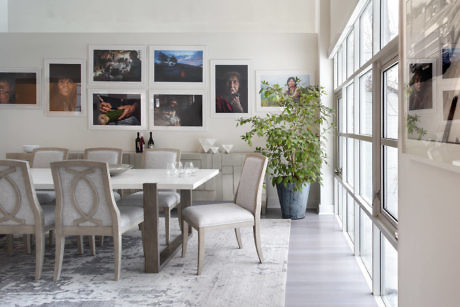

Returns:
143,183,159,273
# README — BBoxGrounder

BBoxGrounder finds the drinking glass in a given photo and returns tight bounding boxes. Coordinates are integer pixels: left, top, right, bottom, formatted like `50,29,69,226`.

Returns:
184,161,194,176
175,161,184,177
166,162,176,176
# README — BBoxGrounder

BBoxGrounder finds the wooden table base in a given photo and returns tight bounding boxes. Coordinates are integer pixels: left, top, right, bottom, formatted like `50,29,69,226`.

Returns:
143,183,192,273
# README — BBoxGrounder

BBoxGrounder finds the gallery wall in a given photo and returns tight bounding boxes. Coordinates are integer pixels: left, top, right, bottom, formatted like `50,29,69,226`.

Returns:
0,32,319,157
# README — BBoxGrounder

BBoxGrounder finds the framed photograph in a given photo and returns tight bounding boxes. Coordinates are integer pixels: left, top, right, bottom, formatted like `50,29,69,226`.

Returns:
44,59,85,116
210,60,252,117
255,70,312,112
150,45,206,88
88,46,146,86
442,46,460,79
0,68,40,108
149,90,206,131
407,60,436,112
88,89,146,130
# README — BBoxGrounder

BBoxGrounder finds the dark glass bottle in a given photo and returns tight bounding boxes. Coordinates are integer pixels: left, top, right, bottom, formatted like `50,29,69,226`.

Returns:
140,136,145,153
148,132,154,149
135,132,141,153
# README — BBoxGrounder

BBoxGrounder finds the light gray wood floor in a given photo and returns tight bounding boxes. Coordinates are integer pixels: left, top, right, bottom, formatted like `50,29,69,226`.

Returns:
267,210,377,307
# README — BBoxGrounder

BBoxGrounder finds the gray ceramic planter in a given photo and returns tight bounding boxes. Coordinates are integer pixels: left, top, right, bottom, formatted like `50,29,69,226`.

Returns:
276,182,310,219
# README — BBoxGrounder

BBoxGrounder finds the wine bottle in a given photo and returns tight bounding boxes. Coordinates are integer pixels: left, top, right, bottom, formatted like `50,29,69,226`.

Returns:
148,132,154,149
140,135,145,153
135,132,141,153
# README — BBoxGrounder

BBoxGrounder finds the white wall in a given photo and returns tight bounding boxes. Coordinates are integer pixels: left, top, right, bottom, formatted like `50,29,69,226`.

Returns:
329,0,358,48
0,32,318,157
0,0,7,32
399,155,460,307
7,0,317,33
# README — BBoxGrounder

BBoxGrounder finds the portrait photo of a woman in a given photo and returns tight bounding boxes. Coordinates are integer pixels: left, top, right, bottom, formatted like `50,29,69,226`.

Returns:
408,62,433,111
48,63,82,112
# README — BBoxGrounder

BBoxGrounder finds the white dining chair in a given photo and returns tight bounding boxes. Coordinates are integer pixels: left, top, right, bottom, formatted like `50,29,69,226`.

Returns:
181,153,268,275
118,148,180,245
51,160,144,281
31,147,69,204
83,147,123,249
0,159,55,280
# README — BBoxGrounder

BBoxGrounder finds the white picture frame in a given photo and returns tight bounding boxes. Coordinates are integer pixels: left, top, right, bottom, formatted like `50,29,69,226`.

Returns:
44,58,86,116
88,89,147,130
210,59,253,118
149,89,207,131
150,45,207,89
255,70,313,113
0,67,41,109
88,45,146,87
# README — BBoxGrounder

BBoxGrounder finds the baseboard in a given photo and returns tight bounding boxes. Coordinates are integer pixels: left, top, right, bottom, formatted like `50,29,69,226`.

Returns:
318,204,334,215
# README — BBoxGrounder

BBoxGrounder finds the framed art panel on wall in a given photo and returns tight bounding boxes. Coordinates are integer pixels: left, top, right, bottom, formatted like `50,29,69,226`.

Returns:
44,59,86,116
150,45,206,89
0,68,40,108
88,45,146,87
210,59,253,118
149,90,206,131
255,70,312,113
88,89,146,130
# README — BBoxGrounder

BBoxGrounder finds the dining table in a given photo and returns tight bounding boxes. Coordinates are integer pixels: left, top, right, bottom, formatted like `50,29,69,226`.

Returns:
30,167,219,273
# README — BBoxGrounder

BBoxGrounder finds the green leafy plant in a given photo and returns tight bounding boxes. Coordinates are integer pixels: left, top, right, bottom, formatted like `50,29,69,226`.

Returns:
407,114,427,140
237,80,334,191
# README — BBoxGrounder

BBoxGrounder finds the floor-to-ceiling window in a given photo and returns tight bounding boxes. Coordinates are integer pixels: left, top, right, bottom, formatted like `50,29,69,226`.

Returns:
332,0,399,305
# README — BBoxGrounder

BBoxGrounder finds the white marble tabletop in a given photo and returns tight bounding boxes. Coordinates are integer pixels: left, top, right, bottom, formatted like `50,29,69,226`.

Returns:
30,168,219,190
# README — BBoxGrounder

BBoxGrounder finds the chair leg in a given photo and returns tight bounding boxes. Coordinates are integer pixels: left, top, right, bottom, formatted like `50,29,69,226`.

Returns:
139,222,145,258
35,232,45,280
24,234,32,254
77,236,84,255
48,230,54,247
90,236,96,256
235,228,243,249
253,223,264,263
114,233,122,281
7,234,14,256
181,220,188,257
165,208,171,246
97,236,105,247
197,228,205,275
54,234,65,281
177,203,182,232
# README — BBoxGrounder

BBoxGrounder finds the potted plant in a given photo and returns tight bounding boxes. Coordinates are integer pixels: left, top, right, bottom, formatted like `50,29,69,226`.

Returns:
237,79,334,219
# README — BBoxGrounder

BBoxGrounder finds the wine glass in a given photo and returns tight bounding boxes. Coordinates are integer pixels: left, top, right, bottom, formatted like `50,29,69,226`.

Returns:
184,162,194,176
175,161,184,177
166,162,176,176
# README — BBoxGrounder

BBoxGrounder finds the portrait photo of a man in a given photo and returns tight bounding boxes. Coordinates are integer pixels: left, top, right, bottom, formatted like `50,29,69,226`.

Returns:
214,64,249,114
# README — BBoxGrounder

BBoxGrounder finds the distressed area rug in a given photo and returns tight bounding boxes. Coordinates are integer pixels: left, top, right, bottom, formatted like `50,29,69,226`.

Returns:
0,219,290,307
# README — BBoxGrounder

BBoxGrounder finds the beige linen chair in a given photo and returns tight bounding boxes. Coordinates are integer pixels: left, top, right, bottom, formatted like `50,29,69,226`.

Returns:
51,160,144,281
83,147,123,165
31,147,69,204
118,148,181,246
83,147,123,248
0,159,55,280
181,153,268,275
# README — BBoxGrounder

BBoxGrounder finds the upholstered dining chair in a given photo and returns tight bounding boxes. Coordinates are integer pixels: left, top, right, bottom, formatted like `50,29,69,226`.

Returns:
181,153,268,275
51,160,144,281
0,159,55,280
118,148,180,245
83,147,123,249
83,147,123,165
31,147,69,204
